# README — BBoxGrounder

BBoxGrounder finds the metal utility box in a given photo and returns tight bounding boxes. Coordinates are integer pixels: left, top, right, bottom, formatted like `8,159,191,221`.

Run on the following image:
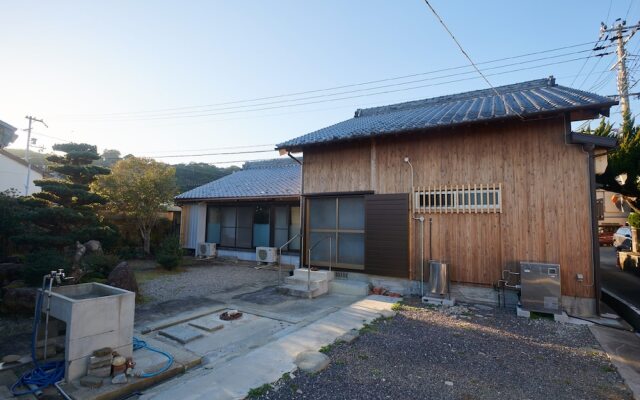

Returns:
520,262,561,314
429,261,449,295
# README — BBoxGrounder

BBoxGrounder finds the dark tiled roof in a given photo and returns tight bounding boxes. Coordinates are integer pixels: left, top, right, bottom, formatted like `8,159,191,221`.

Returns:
175,158,301,201
276,77,616,149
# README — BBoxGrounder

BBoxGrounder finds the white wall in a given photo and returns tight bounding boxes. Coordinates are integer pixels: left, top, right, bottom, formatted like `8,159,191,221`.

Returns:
0,152,43,195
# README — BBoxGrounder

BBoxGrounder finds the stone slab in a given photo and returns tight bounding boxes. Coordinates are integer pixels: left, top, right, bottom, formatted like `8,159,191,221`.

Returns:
80,375,104,388
188,317,224,333
295,351,330,374
140,295,398,400
338,329,359,344
158,326,203,344
88,365,112,378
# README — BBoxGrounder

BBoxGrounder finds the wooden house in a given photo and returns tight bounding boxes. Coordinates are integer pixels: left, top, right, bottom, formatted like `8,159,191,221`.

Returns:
276,77,616,316
176,158,301,265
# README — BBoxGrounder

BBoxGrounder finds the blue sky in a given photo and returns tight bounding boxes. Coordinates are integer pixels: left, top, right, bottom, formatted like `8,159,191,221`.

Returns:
1,1,638,165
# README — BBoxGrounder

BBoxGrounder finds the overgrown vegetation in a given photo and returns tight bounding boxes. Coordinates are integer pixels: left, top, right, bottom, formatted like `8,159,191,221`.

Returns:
23,249,70,286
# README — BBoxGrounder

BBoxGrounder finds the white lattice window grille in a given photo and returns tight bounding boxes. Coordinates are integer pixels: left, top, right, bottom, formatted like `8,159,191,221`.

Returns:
413,184,502,214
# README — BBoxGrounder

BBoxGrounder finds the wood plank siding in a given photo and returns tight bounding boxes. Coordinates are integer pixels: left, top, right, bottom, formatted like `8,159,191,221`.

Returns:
303,117,594,298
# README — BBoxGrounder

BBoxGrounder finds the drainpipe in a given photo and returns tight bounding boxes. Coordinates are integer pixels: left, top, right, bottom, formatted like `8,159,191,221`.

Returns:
584,143,602,316
287,152,304,270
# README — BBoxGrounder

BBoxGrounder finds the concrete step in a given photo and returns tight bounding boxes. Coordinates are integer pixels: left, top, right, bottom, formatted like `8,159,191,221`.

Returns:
293,268,335,282
284,277,328,292
277,283,328,298
330,280,370,296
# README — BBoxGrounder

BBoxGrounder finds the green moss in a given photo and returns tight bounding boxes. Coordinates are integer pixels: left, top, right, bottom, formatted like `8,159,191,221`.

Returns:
247,384,273,398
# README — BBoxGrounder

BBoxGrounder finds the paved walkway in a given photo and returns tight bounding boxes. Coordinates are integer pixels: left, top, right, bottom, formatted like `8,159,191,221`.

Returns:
140,295,399,400
591,325,640,400
601,247,640,309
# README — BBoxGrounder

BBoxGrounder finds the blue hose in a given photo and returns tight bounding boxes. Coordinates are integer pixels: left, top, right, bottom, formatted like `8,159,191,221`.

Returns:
11,287,65,396
132,337,174,378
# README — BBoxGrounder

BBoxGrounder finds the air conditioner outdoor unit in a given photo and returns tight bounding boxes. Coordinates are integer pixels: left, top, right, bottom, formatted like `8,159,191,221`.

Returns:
197,242,217,258
256,247,278,264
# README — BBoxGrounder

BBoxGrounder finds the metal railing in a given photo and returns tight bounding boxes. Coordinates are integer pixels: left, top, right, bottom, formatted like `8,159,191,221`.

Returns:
307,235,333,293
278,233,301,284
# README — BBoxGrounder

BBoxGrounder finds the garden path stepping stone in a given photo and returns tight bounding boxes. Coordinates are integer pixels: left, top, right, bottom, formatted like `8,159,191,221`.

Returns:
159,325,203,344
188,316,224,332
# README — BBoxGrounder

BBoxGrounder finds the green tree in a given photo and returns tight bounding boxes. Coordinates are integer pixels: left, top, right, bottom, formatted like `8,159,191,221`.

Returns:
94,149,122,168
92,157,177,254
12,143,116,253
595,111,640,212
174,162,240,192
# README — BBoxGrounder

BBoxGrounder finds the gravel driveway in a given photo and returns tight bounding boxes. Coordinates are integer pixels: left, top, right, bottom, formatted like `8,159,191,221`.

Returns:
257,301,632,400
139,263,280,304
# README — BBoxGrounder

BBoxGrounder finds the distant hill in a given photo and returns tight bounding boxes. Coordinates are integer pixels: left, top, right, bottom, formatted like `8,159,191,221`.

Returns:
174,163,240,193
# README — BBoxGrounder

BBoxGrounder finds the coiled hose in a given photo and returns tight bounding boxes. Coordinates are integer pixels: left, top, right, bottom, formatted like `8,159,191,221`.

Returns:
11,288,65,396
132,337,174,378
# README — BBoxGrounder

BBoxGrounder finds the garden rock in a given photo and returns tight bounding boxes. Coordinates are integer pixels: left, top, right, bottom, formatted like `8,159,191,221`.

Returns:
0,263,22,286
84,240,103,254
1,287,37,315
107,262,139,294
295,351,330,374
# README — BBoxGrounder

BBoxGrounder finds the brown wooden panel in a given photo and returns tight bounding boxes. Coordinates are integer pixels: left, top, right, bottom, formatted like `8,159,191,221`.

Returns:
365,194,409,278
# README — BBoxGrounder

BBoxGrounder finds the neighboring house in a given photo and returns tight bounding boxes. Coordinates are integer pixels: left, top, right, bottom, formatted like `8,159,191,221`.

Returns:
276,77,616,316
0,119,18,148
175,158,301,265
0,148,45,195
596,189,629,227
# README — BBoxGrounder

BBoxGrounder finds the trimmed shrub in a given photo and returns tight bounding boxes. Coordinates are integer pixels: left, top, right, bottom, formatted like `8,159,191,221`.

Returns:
156,236,183,270
629,212,640,228
22,250,69,286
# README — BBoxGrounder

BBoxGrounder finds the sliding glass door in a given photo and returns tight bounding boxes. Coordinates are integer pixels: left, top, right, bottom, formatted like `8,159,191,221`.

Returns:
307,196,364,270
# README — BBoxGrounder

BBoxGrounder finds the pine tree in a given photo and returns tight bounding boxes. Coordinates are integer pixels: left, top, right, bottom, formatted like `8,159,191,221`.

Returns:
12,143,117,251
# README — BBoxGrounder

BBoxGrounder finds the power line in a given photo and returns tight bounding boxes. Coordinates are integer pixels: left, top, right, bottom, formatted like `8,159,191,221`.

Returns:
140,143,276,155
52,41,599,120
64,48,611,122
151,149,276,159
420,0,523,119
58,53,610,124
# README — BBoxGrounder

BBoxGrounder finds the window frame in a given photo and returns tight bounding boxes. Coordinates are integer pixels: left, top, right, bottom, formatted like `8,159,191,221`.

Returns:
413,183,502,214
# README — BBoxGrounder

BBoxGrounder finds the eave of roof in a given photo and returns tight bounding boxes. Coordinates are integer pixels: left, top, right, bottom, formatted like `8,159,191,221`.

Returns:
0,149,47,176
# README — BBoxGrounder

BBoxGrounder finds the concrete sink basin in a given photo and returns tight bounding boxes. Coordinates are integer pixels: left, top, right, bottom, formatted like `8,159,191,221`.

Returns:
44,283,135,382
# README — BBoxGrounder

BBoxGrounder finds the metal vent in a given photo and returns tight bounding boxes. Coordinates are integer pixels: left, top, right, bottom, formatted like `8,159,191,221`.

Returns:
335,271,349,280
520,262,561,314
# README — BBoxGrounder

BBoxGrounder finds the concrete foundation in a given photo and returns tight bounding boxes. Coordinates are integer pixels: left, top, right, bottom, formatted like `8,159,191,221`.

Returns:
46,283,135,382
217,249,300,267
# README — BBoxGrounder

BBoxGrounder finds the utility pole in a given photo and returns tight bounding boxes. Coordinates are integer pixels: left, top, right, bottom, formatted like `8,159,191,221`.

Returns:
602,20,640,116
24,115,47,195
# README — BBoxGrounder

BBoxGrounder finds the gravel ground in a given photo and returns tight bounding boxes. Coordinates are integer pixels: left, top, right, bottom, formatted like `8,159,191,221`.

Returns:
257,301,632,400
0,316,32,357
139,262,280,304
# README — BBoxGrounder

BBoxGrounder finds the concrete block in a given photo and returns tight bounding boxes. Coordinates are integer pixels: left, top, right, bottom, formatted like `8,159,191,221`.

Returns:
89,354,112,369
516,306,530,318
88,365,111,378
293,269,334,281
329,280,369,296
159,325,204,344
422,296,455,307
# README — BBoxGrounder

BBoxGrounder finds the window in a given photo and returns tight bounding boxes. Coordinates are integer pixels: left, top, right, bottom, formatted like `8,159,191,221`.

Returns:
253,205,270,247
413,184,502,214
205,204,300,251
308,196,364,270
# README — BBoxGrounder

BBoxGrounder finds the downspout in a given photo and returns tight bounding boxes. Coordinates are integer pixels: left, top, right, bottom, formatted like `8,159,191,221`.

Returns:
564,113,601,315
585,143,602,316
287,152,304,269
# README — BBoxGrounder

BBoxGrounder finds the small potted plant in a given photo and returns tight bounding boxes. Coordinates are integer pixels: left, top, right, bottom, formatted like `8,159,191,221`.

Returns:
629,212,640,253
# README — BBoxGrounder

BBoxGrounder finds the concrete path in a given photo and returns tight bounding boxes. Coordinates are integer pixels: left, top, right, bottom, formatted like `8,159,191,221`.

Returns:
591,325,640,400
140,295,400,400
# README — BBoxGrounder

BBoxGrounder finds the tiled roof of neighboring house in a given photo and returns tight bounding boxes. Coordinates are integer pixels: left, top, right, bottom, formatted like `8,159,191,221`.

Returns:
276,77,617,150
0,149,47,176
175,157,301,201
